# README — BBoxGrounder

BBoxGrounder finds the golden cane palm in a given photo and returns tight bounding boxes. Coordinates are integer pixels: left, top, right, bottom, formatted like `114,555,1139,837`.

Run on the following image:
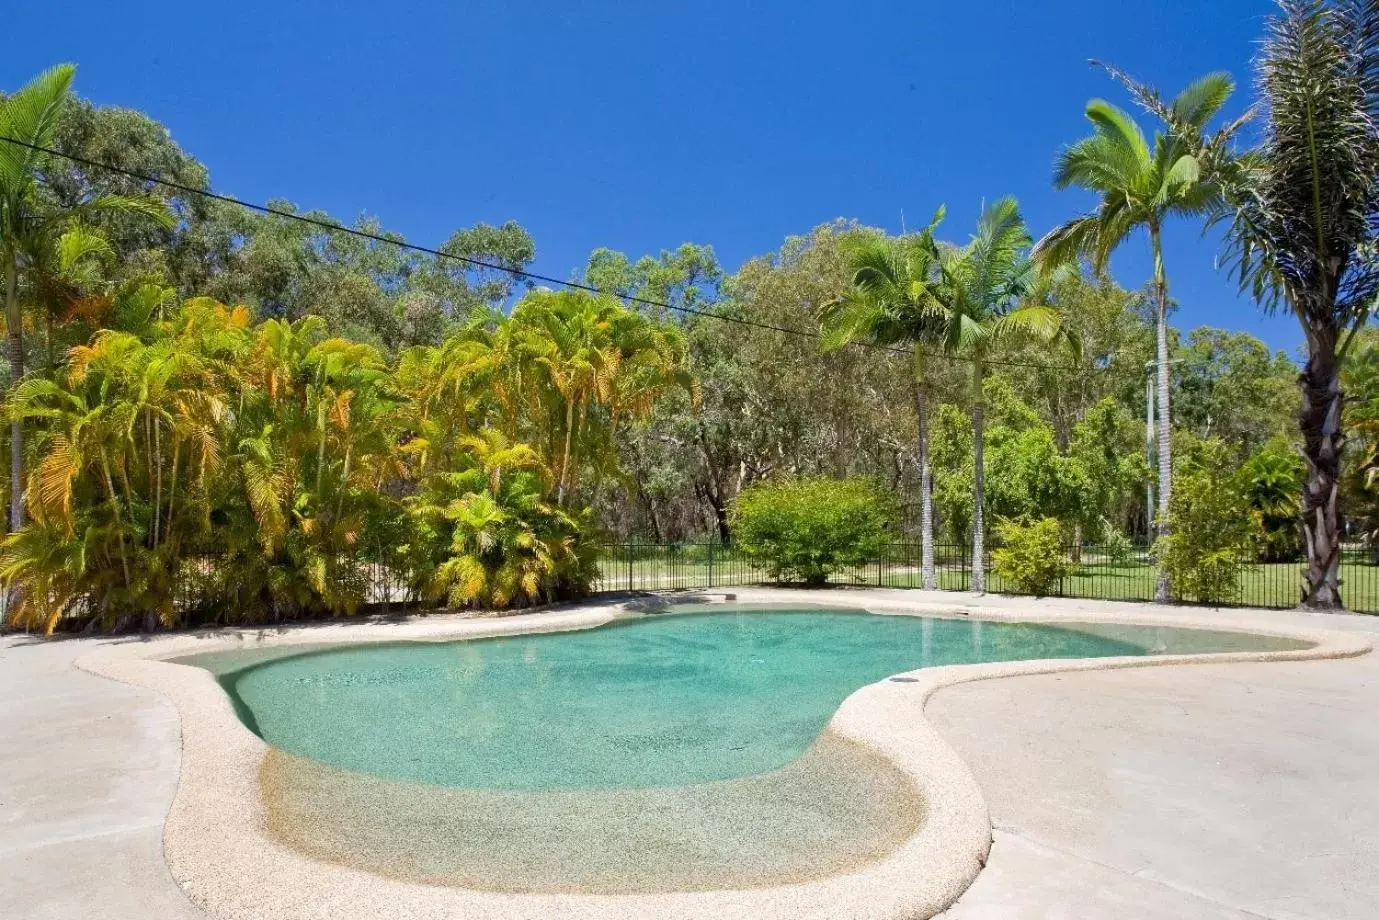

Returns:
0,65,171,538
0,276,684,630
428,476,590,610
1034,69,1243,600
503,289,693,508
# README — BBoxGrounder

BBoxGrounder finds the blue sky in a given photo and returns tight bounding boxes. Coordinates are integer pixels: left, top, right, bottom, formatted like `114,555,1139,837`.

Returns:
7,0,1302,353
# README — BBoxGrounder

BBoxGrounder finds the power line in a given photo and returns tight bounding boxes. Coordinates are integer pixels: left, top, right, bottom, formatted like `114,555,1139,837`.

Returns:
1,133,1075,373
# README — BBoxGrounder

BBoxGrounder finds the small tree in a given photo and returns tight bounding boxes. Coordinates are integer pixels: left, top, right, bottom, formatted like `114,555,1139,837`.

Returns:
992,517,1073,596
729,476,894,586
1154,440,1257,605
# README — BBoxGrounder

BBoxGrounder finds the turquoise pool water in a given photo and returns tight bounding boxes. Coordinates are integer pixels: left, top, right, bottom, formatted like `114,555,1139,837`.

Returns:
188,607,1306,792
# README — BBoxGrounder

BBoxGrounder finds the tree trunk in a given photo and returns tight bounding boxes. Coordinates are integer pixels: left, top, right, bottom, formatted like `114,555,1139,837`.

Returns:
1151,226,1173,603
314,396,328,498
100,450,132,590
694,420,733,543
167,439,181,542
556,397,575,506
971,361,986,594
913,354,936,590
152,416,162,549
697,480,731,544
639,489,663,542
6,253,24,534
1299,331,1343,609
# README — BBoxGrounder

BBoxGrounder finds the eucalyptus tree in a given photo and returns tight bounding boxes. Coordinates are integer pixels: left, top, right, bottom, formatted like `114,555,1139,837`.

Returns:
0,64,168,535
1204,0,1379,608
1033,70,1243,601
940,198,1074,592
820,210,946,588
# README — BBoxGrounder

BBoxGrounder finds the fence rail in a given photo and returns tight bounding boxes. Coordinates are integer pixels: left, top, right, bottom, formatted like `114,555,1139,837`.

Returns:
592,540,1379,614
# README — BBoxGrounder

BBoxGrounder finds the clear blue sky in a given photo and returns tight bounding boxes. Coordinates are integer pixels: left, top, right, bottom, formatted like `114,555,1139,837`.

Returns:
7,0,1302,352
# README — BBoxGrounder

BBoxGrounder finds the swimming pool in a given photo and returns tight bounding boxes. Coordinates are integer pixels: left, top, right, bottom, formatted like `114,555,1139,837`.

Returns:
188,604,1307,794
113,597,1349,906
186,606,1306,792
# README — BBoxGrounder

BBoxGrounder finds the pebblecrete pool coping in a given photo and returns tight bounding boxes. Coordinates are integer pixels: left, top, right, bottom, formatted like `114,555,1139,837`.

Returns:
76,588,1373,920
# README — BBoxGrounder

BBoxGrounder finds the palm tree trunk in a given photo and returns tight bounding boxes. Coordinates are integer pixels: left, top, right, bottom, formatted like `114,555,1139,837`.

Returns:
912,352,935,590
315,397,327,498
556,396,575,506
971,359,986,594
151,415,162,550
6,252,24,534
336,445,352,521
100,449,132,590
1151,225,1173,603
1299,329,1343,609
167,439,181,541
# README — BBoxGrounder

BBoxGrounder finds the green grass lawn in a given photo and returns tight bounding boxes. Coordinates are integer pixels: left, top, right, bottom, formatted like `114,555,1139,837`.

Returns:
595,548,1379,614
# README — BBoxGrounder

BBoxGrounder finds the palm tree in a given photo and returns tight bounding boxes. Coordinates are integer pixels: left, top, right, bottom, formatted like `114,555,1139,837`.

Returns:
505,290,693,508
0,64,169,535
821,213,946,589
507,291,612,506
941,198,1073,593
1205,0,1379,609
1033,70,1242,601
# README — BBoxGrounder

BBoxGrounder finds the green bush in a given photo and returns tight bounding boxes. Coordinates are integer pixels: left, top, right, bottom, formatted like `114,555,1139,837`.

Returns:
1099,519,1136,566
728,476,895,586
1241,437,1305,562
1154,440,1258,605
992,517,1073,596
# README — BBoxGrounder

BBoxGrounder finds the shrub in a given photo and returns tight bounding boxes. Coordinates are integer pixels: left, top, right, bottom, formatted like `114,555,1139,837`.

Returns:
1154,441,1258,605
729,476,895,586
992,517,1073,596
1099,519,1136,566
1241,438,1305,562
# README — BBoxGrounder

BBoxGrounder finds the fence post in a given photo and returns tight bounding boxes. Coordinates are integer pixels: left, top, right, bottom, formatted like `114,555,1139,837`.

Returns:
380,542,390,616
627,540,634,593
707,541,715,589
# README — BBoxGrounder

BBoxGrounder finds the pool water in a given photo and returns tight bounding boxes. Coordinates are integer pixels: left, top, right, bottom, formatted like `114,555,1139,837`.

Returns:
188,607,1305,791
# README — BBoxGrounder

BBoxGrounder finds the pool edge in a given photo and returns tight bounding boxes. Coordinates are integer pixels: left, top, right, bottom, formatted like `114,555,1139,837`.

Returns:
75,590,1373,920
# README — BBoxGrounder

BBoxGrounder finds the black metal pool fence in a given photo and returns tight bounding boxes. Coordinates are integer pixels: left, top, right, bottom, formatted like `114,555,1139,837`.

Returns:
591,540,1379,613
32,537,1370,630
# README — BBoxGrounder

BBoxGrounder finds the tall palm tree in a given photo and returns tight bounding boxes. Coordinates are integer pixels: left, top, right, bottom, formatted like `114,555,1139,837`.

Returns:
1206,0,1379,609
1033,70,1242,601
0,64,169,536
941,198,1073,593
821,213,946,589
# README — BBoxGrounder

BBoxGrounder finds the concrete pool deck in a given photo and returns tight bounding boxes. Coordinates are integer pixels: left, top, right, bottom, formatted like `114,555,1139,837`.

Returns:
2,589,1376,919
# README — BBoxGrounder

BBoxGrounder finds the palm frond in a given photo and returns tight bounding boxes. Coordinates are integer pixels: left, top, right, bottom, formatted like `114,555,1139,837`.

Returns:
1084,100,1152,171
1170,71,1237,127
1217,0,1379,321
0,64,75,195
